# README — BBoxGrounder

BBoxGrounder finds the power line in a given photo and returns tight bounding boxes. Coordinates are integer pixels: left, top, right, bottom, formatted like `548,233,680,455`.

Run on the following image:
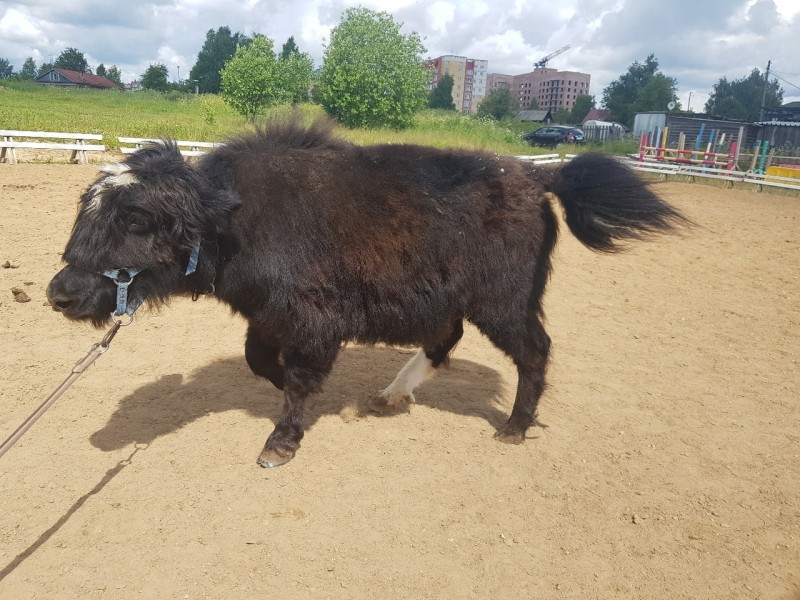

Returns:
770,70,800,92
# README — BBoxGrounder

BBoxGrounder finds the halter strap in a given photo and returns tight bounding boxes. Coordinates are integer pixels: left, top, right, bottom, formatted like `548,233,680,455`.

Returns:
99,235,202,317
185,235,200,275
101,268,143,316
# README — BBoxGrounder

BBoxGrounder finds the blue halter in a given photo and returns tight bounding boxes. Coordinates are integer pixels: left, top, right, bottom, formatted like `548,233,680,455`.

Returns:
102,267,143,317
101,235,201,317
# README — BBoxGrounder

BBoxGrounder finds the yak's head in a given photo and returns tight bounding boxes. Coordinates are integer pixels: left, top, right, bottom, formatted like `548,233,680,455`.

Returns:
46,141,240,326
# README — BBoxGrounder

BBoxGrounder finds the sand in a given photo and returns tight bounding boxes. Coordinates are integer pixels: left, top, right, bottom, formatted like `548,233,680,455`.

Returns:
1,160,798,599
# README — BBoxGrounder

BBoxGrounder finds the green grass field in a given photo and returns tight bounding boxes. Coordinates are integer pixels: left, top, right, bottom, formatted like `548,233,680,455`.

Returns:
0,80,637,156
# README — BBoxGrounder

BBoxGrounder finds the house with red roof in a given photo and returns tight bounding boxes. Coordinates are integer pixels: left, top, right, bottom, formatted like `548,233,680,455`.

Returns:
36,68,119,90
581,108,612,123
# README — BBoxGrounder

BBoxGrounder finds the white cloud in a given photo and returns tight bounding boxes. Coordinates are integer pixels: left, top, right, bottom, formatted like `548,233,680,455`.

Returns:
0,7,44,45
0,0,797,103
426,1,456,34
772,0,800,20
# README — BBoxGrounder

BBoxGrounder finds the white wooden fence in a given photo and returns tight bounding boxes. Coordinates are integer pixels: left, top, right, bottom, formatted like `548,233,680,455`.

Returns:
517,153,800,193
0,131,224,164
0,130,105,165
515,153,576,165
118,137,221,157
2,132,799,194
625,156,800,193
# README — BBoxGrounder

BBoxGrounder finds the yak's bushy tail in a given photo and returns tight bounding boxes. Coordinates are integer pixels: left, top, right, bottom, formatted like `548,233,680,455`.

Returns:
546,153,689,252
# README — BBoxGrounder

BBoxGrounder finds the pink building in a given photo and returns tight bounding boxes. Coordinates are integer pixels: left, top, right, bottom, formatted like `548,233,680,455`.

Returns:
488,67,591,111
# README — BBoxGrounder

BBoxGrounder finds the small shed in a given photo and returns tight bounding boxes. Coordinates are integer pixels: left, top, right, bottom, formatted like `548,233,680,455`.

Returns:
756,105,800,149
36,68,119,90
517,109,553,123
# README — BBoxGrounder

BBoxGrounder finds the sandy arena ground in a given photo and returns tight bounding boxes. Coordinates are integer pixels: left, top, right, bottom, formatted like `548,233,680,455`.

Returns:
0,157,798,599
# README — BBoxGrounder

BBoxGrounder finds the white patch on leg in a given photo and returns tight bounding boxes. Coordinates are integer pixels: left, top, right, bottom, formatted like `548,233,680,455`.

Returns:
379,349,435,406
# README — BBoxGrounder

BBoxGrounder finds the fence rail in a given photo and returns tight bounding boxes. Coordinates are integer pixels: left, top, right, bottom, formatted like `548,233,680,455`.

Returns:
515,153,576,165
2,130,799,195
517,152,800,193
625,156,800,192
0,130,105,164
118,137,221,157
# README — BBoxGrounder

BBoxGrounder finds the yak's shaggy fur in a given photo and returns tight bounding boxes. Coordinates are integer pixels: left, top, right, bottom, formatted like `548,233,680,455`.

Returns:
47,117,687,467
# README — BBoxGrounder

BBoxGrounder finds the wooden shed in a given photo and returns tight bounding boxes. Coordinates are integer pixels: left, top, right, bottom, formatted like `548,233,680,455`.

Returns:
757,105,800,150
517,109,553,123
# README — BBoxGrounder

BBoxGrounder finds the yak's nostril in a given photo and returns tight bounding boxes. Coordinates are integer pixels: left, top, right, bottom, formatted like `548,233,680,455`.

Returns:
54,299,72,311
47,292,73,312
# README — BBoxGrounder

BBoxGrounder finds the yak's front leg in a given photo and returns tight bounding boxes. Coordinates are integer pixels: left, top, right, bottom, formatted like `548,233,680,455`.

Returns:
257,343,339,468
245,324,284,390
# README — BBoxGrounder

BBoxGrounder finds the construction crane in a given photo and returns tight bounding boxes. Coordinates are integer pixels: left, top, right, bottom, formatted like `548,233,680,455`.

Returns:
534,45,571,68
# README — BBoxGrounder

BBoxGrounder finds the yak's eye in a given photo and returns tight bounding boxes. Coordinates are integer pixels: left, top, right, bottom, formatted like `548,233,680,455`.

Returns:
126,215,151,234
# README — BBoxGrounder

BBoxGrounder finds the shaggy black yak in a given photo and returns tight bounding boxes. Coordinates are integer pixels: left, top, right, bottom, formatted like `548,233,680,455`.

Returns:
47,118,686,467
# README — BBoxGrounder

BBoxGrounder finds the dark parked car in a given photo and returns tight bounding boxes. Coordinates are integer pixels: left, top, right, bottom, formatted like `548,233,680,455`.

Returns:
523,126,585,147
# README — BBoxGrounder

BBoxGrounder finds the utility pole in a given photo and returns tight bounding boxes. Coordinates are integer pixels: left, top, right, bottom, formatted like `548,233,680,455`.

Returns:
759,59,771,122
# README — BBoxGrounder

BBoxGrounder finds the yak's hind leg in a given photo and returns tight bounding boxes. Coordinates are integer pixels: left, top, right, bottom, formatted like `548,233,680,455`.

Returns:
370,319,464,414
257,341,339,468
474,312,551,444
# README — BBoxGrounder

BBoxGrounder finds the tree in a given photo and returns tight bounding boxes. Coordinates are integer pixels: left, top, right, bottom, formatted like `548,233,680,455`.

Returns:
278,37,314,103
571,94,595,123
141,63,170,91
428,73,456,110
281,36,299,60
37,62,54,76
96,63,106,77
279,50,314,104
477,88,519,120
0,58,13,78
105,65,122,86
20,57,37,79
189,26,250,94
553,108,572,124
317,7,428,129
634,73,680,114
55,47,89,73
704,69,783,122
602,54,678,128
221,34,311,120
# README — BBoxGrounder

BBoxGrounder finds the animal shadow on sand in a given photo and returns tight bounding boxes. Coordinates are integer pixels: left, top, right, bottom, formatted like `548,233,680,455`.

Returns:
89,346,509,452
0,348,508,582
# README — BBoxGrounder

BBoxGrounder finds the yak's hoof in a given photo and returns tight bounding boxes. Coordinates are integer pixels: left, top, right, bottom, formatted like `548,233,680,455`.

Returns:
368,391,412,415
493,425,526,445
257,446,296,468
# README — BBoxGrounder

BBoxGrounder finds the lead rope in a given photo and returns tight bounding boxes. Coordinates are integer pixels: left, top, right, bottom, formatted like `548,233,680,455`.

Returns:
0,318,130,460
0,236,204,460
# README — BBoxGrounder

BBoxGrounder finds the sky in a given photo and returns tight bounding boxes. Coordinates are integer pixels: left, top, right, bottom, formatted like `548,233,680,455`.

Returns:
1,0,799,111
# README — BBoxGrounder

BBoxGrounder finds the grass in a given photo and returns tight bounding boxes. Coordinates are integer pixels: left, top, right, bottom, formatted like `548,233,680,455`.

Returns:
0,81,242,148
0,79,637,156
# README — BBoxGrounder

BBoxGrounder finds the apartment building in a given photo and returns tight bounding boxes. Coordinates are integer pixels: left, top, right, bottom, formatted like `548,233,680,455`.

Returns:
487,67,591,111
428,55,488,114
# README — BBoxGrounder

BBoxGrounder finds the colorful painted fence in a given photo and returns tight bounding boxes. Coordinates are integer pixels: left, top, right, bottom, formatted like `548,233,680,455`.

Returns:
638,123,743,170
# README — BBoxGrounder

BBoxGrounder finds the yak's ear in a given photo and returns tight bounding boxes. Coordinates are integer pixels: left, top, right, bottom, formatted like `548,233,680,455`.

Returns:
204,189,242,228
171,186,240,248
